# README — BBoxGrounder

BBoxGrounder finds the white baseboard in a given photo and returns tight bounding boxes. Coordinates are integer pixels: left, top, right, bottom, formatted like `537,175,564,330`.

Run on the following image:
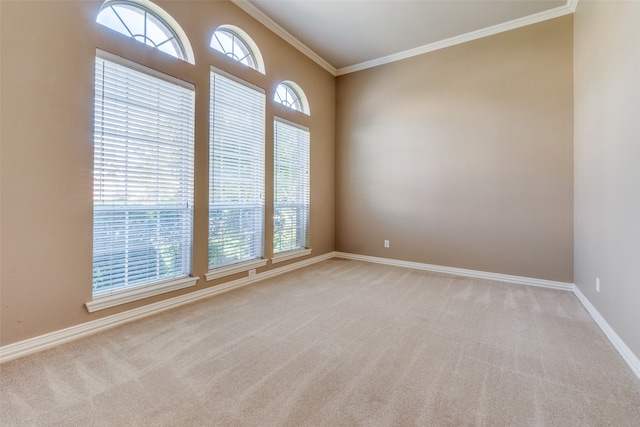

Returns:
4,250,638,382
0,251,336,364
335,252,639,380
334,252,574,291
572,285,640,379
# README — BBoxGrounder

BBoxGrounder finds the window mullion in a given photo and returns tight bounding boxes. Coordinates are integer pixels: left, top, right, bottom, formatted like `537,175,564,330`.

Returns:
97,2,192,63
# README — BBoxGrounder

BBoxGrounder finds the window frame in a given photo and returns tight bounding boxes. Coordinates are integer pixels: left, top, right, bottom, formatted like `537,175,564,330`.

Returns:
210,25,265,74
86,50,198,313
206,66,267,280
96,0,195,64
274,81,310,115
272,117,311,263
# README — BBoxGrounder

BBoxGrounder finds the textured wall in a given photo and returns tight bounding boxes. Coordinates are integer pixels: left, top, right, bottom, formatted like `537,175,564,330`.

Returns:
335,16,574,283
0,0,335,345
574,0,640,359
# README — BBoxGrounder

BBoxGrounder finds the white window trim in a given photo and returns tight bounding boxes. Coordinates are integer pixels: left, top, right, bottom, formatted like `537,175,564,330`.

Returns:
206,258,268,281
85,276,199,313
271,248,312,264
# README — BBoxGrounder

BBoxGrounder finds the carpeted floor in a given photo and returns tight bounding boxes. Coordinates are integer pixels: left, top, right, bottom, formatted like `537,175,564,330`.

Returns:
1,258,639,426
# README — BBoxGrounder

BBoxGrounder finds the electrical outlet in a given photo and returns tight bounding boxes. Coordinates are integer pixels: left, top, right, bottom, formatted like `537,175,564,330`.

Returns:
249,269,256,277
596,277,600,292
384,240,390,248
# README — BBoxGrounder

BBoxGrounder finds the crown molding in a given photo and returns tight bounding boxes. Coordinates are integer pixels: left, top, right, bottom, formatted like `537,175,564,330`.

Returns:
230,0,337,76
568,0,580,13
231,0,577,77
337,3,575,75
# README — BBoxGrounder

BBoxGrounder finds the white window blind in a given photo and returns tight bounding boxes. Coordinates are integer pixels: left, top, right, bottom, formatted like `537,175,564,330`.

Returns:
209,69,265,270
93,53,195,297
274,118,310,254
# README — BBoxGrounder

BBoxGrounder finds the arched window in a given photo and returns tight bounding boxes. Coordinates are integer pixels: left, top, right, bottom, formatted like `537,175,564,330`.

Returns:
97,0,195,64
275,81,310,115
210,25,265,74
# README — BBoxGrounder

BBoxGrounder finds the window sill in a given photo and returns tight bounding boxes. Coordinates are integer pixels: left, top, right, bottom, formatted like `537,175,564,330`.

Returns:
271,248,312,264
205,258,268,281
85,276,199,313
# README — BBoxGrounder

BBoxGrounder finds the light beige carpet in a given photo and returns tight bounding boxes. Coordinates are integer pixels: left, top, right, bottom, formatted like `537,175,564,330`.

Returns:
1,259,639,426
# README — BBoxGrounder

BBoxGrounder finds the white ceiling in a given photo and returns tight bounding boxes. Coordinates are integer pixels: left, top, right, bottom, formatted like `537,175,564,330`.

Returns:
234,0,576,75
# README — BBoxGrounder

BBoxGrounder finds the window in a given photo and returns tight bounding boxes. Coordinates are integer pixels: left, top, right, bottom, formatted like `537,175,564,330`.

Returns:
273,119,310,257
91,51,196,309
208,69,266,278
274,81,309,114
210,25,265,74
96,0,194,63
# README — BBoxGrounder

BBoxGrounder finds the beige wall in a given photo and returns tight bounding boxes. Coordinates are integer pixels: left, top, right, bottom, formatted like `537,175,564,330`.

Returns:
574,1,640,358
336,16,574,282
0,0,335,346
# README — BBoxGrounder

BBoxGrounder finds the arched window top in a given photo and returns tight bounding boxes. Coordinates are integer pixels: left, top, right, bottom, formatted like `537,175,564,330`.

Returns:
210,25,265,74
275,81,310,115
97,0,195,64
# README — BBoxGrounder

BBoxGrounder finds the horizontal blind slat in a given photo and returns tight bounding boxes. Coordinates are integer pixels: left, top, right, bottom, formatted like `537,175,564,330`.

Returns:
93,57,194,294
273,120,310,254
209,69,265,270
